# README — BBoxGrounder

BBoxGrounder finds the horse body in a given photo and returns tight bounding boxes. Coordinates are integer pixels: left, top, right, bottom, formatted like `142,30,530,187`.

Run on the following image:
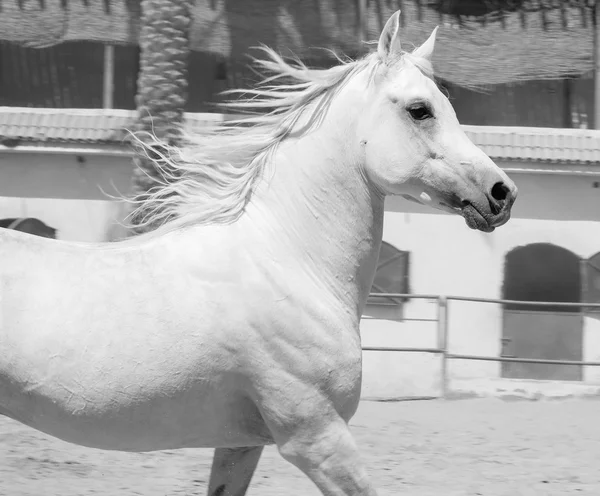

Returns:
1,11,517,495
0,183,369,453
1,228,240,450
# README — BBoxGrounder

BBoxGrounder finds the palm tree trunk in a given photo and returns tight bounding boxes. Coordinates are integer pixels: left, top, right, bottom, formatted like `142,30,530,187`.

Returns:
128,0,192,235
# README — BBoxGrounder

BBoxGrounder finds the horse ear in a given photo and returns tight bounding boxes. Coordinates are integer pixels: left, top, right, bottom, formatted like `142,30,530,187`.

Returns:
412,26,439,62
377,10,402,63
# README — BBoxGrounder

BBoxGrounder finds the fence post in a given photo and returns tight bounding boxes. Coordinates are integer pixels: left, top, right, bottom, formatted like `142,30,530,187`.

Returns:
437,296,449,398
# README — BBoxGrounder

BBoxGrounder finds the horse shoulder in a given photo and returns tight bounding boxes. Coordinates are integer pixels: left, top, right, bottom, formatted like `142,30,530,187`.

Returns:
240,278,363,423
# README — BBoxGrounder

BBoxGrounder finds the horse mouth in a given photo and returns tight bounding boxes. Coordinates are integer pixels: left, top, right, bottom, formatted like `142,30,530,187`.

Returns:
438,200,495,233
409,194,503,234
461,202,495,233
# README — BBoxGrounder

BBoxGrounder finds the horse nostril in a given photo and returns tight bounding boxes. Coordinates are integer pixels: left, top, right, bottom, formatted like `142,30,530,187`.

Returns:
491,181,510,202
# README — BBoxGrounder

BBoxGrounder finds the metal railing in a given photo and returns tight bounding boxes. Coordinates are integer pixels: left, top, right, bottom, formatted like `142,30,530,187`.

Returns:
362,293,600,398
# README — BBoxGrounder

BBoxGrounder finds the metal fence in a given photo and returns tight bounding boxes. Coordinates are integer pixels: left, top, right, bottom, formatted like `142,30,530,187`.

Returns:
361,293,600,398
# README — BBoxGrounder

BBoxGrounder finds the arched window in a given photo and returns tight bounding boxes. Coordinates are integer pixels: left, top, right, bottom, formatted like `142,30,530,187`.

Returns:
501,243,584,381
367,241,410,305
503,243,581,313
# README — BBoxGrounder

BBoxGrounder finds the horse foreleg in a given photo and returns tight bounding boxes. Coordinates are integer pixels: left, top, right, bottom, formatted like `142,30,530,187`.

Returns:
264,406,377,496
206,446,264,496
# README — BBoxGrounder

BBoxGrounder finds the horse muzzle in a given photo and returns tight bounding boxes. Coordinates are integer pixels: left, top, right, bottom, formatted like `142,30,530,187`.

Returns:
461,180,517,233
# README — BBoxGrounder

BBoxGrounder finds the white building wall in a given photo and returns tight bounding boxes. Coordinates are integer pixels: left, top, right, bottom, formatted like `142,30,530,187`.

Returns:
0,151,132,242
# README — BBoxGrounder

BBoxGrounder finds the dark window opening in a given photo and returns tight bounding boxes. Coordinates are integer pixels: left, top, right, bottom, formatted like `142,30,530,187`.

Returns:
367,241,410,306
503,243,581,313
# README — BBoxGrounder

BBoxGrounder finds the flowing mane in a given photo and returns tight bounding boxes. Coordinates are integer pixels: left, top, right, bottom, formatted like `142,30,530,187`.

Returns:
124,46,434,238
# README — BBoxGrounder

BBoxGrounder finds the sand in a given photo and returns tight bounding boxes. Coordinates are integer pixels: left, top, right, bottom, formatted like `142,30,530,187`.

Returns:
1,397,599,495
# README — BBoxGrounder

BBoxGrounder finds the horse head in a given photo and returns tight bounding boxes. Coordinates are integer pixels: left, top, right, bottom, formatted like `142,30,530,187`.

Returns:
355,11,517,232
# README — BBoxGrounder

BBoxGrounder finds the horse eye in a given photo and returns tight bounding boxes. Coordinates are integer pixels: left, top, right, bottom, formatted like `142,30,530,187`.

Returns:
408,105,432,121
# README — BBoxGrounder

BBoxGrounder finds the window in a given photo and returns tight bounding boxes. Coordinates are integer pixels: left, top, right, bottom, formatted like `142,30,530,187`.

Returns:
367,241,410,306
503,243,581,313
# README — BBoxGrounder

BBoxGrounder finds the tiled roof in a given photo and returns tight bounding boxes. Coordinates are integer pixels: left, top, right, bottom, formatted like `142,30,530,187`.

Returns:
2,107,600,165
0,107,230,145
462,125,600,165
0,108,131,144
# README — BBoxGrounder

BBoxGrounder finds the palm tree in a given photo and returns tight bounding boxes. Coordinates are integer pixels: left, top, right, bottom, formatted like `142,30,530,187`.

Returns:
128,0,193,234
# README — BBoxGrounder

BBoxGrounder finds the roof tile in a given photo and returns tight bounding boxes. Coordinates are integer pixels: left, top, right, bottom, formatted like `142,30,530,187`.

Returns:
1,108,600,165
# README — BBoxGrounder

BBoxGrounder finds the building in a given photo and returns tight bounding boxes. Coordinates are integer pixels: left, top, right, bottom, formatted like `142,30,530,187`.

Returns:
2,107,600,400
0,108,239,241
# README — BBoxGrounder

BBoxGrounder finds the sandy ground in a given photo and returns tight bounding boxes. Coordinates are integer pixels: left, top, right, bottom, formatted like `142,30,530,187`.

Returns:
1,397,599,496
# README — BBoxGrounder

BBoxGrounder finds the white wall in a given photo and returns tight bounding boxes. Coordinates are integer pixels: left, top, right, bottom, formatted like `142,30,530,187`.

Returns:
360,299,441,399
0,196,126,243
0,151,133,242
0,151,132,200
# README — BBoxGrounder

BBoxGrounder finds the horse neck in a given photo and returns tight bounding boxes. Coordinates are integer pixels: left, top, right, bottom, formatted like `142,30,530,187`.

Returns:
244,97,385,318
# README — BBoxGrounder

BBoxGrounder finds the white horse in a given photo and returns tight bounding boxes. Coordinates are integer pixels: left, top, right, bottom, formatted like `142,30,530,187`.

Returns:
0,11,516,496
